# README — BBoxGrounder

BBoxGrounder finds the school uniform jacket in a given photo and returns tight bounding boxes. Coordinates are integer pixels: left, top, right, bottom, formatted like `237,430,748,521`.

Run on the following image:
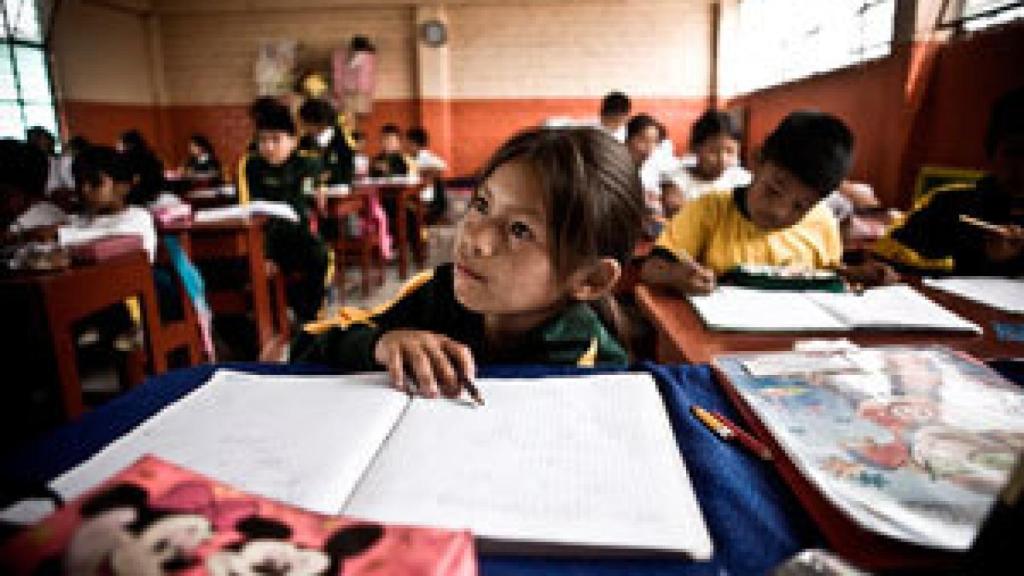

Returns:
871,176,1024,275
292,263,629,370
237,150,322,223
298,127,356,186
368,152,412,178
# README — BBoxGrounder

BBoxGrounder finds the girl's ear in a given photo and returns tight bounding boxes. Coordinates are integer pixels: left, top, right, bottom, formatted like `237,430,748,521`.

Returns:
568,258,621,302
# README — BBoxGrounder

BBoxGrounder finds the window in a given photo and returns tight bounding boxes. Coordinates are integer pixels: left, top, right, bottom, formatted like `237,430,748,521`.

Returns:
734,0,896,94
1,0,59,141
960,0,1024,32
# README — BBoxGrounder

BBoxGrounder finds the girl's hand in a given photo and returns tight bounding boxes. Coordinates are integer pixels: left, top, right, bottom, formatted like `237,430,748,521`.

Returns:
680,259,716,294
839,260,900,287
373,330,476,399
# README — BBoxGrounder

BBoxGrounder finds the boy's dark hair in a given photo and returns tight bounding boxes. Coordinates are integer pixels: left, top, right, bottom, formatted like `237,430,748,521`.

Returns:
985,85,1024,158
381,123,401,136
254,101,297,135
406,127,429,147
249,96,281,123
691,110,742,148
477,126,645,275
0,138,48,199
625,114,659,141
119,129,151,153
189,133,215,156
73,145,132,188
600,91,631,118
68,136,90,154
299,98,337,126
351,130,366,143
351,35,376,53
25,126,55,153
760,110,854,197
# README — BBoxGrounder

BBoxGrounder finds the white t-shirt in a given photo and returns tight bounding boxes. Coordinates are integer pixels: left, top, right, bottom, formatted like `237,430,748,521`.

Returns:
45,155,75,195
58,205,157,263
663,165,752,201
413,149,447,202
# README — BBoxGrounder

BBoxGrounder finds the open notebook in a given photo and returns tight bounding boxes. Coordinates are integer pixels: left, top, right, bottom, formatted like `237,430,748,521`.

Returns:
687,285,981,333
50,371,712,559
922,277,1024,314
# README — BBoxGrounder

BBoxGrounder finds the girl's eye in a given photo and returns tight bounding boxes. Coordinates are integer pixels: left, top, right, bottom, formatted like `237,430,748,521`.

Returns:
469,195,488,214
509,221,534,240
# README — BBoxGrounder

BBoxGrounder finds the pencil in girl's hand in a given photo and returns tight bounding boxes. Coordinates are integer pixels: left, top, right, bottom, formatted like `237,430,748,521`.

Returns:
461,377,485,407
959,214,1005,234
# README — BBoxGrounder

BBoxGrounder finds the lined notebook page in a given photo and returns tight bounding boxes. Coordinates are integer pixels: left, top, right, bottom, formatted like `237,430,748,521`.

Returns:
923,277,1024,314
344,374,713,559
688,286,848,332
808,285,982,333
51,371,409,514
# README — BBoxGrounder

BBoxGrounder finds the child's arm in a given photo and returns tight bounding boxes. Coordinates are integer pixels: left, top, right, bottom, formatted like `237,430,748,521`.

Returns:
640,249,716,295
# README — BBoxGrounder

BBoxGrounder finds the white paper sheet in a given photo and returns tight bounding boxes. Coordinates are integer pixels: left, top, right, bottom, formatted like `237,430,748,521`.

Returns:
344,374,713,558
922,277,1024,315
193,200,299,224
51,371,409,514
809,285,982,333
688,287,848,332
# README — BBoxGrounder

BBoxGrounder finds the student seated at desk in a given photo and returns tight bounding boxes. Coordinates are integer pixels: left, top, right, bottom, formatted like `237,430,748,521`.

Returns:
298,98,355,188
624,114,666,235
116,130,165,206
293,127,645,397
181,133,221,183
1,139,66,243
642,111,893,295
662,110,751,218
238,100,329,324
369,123,413,178
599,90,631,143
872,86,1024,275
405,126,448,222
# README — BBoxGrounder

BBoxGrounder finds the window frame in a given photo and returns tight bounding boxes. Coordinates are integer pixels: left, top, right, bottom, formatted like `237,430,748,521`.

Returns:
1,0,61,142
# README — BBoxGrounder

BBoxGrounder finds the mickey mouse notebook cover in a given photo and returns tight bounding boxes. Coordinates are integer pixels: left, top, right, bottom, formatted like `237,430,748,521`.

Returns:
0,455,477,575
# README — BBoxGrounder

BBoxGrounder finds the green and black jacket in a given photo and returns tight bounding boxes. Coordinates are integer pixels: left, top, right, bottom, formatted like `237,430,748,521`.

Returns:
872,176,1024,275
237,150,322,225
368,151,412,178
298,127,356,186
292,263,629,370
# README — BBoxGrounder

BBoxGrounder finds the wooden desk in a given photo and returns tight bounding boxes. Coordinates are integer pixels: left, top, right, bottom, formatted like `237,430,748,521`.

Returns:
320,190,384,297
0,251,166,419
636,281,1024,364
168,217,280,357
355,182,426,279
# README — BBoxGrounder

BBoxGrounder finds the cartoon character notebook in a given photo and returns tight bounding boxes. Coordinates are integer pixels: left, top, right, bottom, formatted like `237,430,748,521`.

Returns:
713,346,1024,566
42,371,712,559
0,455,477,575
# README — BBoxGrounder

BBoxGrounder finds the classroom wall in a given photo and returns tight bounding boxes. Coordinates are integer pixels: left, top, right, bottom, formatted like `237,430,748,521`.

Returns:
50,0,712,176
51,0,165,153
728,20,1024,209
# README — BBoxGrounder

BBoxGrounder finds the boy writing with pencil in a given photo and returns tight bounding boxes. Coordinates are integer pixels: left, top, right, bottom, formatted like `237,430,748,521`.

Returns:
641,110,895,294
872,86,1024,275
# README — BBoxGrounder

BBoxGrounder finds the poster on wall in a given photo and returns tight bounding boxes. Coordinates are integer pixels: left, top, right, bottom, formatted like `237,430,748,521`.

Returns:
254,39,299,96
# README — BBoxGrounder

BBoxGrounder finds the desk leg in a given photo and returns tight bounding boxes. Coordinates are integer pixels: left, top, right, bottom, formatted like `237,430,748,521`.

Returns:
138,272,168,377
396,195,409,280
247,226,274,351
48,320,84,419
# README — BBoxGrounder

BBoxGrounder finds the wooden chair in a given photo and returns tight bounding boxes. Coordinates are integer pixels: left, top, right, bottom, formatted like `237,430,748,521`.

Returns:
325,193,385,298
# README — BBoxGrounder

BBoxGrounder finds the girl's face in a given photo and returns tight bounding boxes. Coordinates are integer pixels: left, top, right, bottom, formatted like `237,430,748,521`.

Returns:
453,161,567,328
745,161,820,230
694,133,740,180
187,141,204,158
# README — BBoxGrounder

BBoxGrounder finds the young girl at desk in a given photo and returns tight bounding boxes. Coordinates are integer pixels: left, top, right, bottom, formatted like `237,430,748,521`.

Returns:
293,126,646,398
641,110,895,295
661,109,751,217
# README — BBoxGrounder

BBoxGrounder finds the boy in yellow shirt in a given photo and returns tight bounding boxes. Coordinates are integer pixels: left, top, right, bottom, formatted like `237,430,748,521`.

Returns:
642,111,891,294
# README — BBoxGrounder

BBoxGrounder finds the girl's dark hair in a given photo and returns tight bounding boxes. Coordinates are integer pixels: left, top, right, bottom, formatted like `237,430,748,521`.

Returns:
475,127,646,355
625,114,659,142
406,126,429,147
759,110,853,198
73,145,132,188
690,109,742,148
985,85,1024,158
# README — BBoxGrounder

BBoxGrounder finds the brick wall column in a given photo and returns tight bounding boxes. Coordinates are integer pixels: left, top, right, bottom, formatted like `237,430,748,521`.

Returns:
414,5,453,173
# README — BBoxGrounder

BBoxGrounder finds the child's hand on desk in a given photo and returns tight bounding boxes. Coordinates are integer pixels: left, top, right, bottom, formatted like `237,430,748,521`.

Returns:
374,330,476,399
678,259,716,294
640,255,716,294
838,260,900,287
983,224,1024,263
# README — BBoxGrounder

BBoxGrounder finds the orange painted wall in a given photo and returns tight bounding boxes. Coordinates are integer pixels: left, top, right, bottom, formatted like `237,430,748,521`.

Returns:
63,97,709,178
730,21,1024,209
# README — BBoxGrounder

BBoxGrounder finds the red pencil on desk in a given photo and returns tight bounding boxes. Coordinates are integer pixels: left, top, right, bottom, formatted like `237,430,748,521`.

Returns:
712,410,773,461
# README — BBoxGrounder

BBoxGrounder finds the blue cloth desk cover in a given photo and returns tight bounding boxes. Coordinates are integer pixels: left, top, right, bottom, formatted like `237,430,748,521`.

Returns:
1,362,823,575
